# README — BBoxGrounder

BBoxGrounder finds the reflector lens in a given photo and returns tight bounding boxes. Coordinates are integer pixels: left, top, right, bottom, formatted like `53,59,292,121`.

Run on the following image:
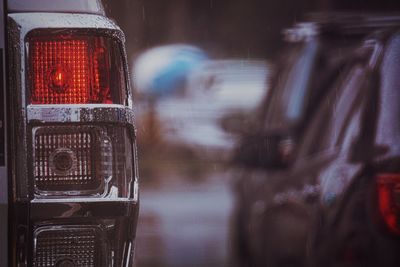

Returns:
34,226,105,267
28,33,125,104
377,174,400,235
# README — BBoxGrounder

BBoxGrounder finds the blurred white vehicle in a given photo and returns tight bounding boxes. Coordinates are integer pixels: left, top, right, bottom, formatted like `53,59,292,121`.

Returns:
133,45,270,153
157,59,270,150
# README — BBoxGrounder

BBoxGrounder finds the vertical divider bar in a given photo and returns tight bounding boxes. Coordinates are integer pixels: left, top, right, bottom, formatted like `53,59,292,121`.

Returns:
0,0,7,266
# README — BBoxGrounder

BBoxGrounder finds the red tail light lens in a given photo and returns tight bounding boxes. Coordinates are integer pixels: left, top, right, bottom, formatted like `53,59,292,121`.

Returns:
377,174,400,235
28,33,126,104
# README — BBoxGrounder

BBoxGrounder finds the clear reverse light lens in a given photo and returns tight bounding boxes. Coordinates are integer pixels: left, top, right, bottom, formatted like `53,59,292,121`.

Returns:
33,125,133,198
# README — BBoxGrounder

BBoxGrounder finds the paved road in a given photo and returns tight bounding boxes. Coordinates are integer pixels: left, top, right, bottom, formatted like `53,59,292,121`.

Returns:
135,174,234,267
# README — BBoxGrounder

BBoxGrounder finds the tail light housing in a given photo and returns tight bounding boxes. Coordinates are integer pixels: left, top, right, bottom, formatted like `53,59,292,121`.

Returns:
8,13,139,267
376,174,400,235
27,33,126,104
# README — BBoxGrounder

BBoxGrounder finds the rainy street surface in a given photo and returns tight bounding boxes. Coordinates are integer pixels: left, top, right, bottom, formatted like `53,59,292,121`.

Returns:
133,60,268,267
135,172,234,267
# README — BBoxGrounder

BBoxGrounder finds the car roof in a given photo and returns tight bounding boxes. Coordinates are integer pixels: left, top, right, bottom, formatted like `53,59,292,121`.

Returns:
7,0,105,15
284,13,400,42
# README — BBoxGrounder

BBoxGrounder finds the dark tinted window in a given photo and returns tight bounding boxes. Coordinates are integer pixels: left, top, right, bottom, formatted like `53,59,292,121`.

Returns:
264,40,319,130
376,33,400,145
262,39,353,135
299,63,367,158
0,51,3,166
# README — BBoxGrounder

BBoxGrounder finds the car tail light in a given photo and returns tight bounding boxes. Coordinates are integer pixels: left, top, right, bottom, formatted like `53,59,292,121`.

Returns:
27,33,126,104
33,225,106,266
376,174,400,235
33,125,133,197
9,13,138,267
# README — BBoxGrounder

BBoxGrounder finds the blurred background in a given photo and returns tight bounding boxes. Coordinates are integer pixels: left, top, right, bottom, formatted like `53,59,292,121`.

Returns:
100,1,400,267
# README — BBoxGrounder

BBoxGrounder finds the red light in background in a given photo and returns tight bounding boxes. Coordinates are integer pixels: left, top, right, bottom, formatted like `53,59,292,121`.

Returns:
377,174,400,235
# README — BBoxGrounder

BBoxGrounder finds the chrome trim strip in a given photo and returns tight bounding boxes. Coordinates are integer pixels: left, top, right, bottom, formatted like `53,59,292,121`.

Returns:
27,105,136,126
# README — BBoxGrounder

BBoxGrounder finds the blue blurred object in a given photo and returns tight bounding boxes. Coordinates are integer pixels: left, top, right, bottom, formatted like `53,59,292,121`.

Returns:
134,45,208,98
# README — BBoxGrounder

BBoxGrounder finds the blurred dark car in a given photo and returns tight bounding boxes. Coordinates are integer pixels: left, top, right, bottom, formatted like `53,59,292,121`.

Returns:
232,14,400,267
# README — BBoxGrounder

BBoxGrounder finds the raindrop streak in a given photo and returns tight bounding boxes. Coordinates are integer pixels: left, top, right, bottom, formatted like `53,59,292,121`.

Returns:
142,6,146,21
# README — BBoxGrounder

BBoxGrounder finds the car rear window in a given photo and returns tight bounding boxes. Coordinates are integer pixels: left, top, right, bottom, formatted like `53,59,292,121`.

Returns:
0,51,3,166
375,33,400,146
297,60,369,160
264,41,319,130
